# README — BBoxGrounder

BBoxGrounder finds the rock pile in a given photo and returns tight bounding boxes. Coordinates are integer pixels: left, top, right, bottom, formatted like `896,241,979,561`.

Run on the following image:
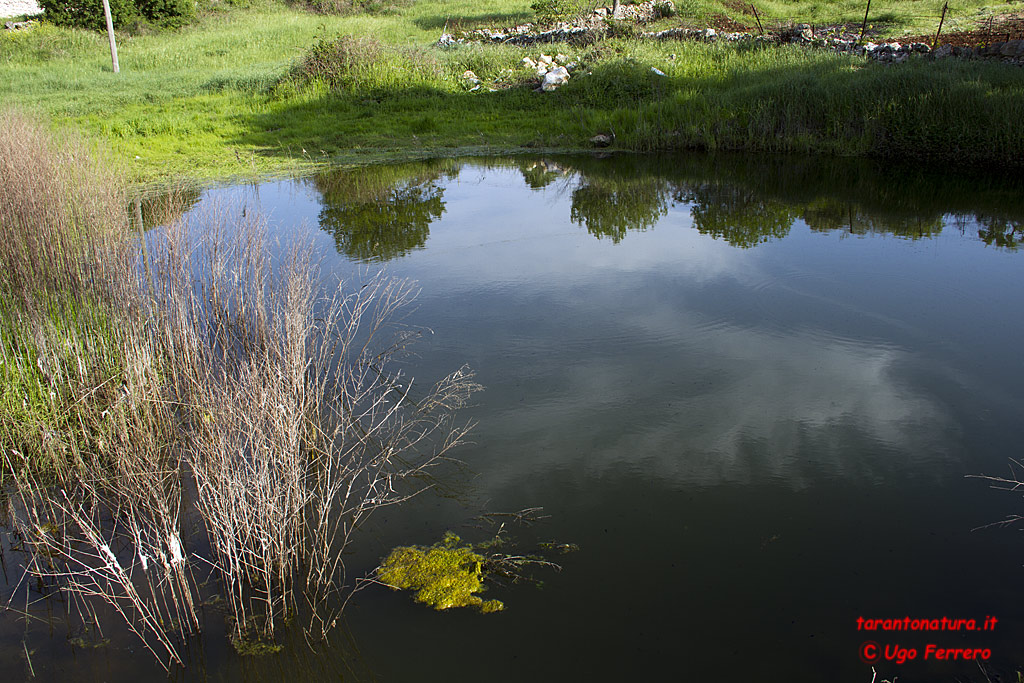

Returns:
522,53,577,91
438,10,1024,67
437,0,674,47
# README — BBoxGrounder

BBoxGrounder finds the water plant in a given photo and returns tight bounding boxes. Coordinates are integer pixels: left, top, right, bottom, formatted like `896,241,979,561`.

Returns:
0,109,480,667
378,532,505,613
377,509,579,613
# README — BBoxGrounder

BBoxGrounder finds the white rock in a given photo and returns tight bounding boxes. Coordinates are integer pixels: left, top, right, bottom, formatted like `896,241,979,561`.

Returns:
555,53,569,63
522,57,537,68
541,66,570,91
1,0,41,18
539,54,553,65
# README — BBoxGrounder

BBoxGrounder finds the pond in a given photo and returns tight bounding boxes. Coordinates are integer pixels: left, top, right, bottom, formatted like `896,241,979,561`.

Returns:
3,152,1024,682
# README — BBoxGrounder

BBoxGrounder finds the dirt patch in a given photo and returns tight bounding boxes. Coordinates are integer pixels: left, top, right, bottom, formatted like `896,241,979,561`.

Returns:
708,12,749,33
890,11,1024,47
721,0,752,17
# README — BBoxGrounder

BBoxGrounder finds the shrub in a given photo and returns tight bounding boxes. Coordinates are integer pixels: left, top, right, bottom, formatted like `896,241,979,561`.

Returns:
39,0,195,30
293,35,386,87
653,0,674,18
290,35,440,91
135,0,196,27
603,16,641,38
39,0,137,30
531,0,572,24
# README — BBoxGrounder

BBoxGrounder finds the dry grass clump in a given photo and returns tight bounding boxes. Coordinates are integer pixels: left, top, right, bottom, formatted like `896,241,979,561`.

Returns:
152,207,479,641
297,0,407,17
0,109,148,473
289,35,442,92
1,111,197,665
1,111,479,666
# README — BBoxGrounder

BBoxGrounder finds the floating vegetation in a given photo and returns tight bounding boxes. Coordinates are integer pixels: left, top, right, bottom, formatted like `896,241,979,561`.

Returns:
231,634,284,657
538,541,580,555
377,509,578,613
67,634,111,650
377,532,504,613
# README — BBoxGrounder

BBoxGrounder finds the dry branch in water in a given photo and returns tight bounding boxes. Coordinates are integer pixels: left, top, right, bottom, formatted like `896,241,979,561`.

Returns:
967,459,1024,532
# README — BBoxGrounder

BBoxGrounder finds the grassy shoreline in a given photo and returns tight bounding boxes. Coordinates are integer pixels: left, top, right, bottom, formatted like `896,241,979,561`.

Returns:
3,0,1024,183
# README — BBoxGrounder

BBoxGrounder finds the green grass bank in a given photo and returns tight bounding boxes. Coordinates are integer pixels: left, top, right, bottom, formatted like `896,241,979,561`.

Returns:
2,0,1024,182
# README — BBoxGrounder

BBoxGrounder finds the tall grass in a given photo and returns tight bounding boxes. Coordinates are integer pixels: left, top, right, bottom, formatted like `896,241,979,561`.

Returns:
0,109,143,473
1,110,479,665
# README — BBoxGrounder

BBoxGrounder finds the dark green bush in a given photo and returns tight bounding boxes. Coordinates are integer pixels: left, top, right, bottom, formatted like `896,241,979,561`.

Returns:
39,0,195,29
39,0,136,30
293,35,385,87
135,0,196,26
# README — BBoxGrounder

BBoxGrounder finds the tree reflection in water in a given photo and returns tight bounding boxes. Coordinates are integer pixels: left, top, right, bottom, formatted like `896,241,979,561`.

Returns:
311,160,458,262
975,216,1024,250
675,182,795,248
308,154,1024,260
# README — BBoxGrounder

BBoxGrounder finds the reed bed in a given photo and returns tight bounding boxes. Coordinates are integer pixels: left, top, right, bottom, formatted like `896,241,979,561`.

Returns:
0,109,479,665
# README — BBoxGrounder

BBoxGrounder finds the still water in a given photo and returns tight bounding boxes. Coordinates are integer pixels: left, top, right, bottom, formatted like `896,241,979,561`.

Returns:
4,153,1024,682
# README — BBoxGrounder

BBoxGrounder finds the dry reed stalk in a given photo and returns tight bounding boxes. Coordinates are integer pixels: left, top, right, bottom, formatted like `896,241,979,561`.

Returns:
150,203,480,639
3,440,199,669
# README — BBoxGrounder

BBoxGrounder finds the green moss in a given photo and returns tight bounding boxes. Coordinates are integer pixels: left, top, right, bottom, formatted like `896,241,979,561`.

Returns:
377,532,504,613
479,598,505,613
230,633,284,656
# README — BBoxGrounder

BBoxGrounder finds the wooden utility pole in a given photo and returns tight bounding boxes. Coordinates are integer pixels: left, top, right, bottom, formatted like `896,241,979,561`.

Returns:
932,2,948,50
751,3,764,34
858,0,871,44
102,0,119,73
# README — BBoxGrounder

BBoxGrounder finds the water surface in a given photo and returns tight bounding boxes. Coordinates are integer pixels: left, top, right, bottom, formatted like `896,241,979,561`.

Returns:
5,153,1024,682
